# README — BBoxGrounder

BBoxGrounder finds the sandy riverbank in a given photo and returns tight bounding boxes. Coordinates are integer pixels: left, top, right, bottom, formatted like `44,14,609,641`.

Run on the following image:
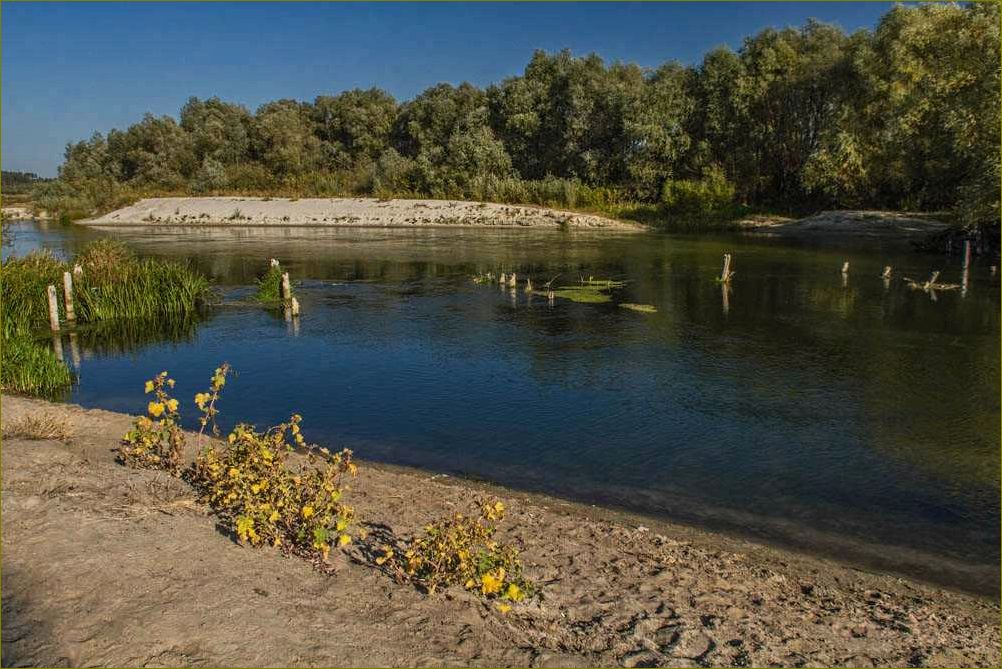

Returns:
2,395,998,667
80,197,641,231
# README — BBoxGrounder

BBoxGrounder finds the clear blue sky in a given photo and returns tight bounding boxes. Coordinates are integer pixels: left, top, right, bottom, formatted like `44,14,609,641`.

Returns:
2,1,897,177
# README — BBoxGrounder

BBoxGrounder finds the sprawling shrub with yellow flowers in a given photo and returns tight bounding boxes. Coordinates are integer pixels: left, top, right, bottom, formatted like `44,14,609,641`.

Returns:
190,415,357,564
378,498,533,609
118,371,185,473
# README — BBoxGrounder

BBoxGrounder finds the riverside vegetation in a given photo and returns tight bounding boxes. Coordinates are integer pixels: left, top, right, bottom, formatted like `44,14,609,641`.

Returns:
0,240,210,397
23,2,999,246
115,363,535,605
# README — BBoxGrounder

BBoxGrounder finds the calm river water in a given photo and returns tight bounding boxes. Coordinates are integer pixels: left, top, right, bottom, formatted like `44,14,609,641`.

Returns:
5,219,999,594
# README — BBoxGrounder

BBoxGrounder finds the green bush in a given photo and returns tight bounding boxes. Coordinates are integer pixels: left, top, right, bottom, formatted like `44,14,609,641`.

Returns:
0,336,73,398
660,167,736,218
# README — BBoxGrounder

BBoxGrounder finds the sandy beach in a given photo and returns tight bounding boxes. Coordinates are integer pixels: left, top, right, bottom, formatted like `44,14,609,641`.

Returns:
2,395,998,668
80,197,642,231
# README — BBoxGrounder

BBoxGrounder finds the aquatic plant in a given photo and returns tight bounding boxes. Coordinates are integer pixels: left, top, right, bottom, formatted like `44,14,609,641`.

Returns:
254,264,286,302
119,371,186,473
0,250,68,339
73,258,209,323
190,414,357,564
378,498,533,610
619,303,657,313
0,335,73,398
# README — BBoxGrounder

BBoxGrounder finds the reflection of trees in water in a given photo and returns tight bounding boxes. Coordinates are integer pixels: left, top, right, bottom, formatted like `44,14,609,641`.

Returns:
70,312,202,358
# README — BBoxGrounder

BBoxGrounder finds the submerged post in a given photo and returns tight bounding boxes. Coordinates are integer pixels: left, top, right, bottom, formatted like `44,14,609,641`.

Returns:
525,277,533,293
281,272,291,301
881,266,892,279
51,333,64,362
62,271,76,322
508,272,517,289
720,254,733,283
841,261,850,275
290,297,301,317
46,285,60,332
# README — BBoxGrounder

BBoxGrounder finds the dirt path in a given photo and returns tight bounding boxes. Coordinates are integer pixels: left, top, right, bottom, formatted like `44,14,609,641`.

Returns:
2,396,998,667
80,197,640,231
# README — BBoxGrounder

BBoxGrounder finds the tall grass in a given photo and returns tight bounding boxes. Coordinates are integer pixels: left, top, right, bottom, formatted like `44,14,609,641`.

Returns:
0,240,210,397
0,336,73,398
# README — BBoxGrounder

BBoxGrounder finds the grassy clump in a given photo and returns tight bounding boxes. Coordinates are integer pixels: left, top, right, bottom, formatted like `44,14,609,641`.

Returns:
0,336,73,398
1,412,74,441
0,250,68,339
254,264,285,302
378,498,532,610
0,241,210,397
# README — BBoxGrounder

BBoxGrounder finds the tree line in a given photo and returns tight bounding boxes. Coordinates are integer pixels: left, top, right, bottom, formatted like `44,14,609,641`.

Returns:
43,2,999,231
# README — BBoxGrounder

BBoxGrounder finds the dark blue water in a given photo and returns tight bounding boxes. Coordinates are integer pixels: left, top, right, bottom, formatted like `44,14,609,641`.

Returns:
5,220,1000,594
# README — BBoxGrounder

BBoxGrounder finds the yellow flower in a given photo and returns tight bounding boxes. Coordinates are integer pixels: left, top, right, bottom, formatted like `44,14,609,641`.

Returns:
505,583,523,602
480,571,503,595
301,506,315,518
147,402,165,417
144,380,154,394
496,603,512,614
166,398,179,413
337,534,352,547
194,392,209,409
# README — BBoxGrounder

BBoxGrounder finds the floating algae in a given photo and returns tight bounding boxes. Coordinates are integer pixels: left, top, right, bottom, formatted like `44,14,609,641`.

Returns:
549,286,613,303
619,303,657,313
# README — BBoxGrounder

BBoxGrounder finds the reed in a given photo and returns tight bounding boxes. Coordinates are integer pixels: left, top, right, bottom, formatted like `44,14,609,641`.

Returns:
1,241,210,397
0,336,73,398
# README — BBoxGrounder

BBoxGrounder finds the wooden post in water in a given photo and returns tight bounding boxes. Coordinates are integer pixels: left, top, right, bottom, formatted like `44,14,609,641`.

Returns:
841,261,850,275
547,289,555,306
961,240,971,297
525,277,533,293
280,272,291,301
881,266,892,279
720,254,733,283
62,271,76,322
46,285,60,332
290,297,300,317
991,265,998,277
508,272,517,289
963,240,972,269
499,272,507,285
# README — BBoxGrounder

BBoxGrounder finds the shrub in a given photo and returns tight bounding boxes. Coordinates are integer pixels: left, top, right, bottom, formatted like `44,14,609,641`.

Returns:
190,415,357,563
119,371,185,473
0,250,69,338
75,239,135,283
660,166,736,218
379,498,532,608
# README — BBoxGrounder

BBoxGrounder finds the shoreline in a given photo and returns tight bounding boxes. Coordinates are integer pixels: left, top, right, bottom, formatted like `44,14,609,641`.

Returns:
2,394,999,667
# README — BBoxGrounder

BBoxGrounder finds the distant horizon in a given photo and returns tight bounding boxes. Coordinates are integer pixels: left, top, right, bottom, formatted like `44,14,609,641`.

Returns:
2,1,897,177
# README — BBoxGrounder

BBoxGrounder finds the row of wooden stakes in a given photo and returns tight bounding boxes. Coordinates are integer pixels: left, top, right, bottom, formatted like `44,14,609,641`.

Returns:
45,265,83,333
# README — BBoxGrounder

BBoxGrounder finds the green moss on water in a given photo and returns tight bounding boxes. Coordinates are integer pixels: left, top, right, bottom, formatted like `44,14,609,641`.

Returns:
619,303,657,313
549,286,613,304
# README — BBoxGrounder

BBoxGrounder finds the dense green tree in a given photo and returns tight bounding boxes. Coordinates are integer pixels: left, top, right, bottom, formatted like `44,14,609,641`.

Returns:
179,97,252,165
250,100,322,176
313,88,397,170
